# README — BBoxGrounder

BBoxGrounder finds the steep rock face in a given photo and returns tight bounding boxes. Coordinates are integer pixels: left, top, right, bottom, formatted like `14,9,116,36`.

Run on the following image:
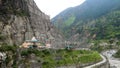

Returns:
0,0,64,48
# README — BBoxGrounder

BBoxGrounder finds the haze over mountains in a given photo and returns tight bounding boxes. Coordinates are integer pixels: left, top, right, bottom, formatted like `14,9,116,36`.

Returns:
52,0,120,40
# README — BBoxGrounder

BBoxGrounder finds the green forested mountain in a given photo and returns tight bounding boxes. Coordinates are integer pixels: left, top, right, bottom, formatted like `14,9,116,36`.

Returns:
84,10,120,40
52,0,120,40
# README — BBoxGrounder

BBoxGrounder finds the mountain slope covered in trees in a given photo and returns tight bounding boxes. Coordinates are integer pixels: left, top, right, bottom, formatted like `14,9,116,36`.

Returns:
52,0,120,40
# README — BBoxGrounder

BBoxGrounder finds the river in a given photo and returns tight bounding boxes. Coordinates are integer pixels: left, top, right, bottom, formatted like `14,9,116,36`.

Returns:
102,50,120,68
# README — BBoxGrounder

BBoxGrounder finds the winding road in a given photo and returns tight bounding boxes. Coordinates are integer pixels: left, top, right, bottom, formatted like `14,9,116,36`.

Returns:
58,49,120,68
84,54,107,68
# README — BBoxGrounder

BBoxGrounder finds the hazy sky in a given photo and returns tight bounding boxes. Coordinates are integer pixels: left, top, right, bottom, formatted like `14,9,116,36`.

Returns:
34,0,85,18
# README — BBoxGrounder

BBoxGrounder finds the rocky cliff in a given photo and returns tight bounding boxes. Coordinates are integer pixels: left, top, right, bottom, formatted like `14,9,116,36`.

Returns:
0,0,64,48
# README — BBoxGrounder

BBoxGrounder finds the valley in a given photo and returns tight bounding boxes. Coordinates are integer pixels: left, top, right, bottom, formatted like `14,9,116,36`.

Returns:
0,0,120,68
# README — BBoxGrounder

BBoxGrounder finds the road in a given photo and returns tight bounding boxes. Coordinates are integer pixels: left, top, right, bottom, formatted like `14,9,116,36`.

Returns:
102,50,120,68
57,54,106,68
84,54,107,68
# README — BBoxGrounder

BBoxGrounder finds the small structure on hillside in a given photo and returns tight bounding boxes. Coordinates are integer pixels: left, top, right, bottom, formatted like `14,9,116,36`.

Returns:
20,37,40,48
20,36,52,49
31,37,39,48
46,43,51,48
65,45,74,50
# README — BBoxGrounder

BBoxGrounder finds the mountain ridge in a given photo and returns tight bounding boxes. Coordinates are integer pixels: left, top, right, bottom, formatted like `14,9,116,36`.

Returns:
52,0,120,40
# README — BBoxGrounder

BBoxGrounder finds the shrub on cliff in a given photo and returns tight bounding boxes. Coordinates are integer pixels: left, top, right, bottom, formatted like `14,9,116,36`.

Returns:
114,49,120,58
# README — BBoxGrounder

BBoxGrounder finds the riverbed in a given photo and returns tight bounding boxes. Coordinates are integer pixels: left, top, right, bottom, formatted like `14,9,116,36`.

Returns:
102,50,120,68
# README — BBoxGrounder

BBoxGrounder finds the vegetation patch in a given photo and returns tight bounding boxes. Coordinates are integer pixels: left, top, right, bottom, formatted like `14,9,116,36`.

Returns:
21,49,102,68
0,45,102,68
113,49,120,58
64,15,75,27
0,45,16,52
0,34,6,41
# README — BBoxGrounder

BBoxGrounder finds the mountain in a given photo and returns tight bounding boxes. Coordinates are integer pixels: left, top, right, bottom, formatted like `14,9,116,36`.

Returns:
0,0,64,47
52,0,120,40
0,0,64,67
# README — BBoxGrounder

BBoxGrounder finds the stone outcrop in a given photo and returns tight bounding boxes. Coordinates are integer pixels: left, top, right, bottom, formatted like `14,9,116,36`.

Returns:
0,0,64,48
